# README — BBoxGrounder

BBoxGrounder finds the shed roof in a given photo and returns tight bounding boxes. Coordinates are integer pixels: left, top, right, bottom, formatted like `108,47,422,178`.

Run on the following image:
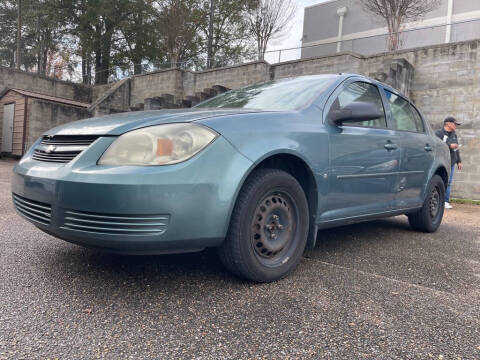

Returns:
1,88,90,108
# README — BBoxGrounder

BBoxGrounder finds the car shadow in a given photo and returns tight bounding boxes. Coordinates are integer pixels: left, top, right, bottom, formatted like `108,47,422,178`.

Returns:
39,216,411,290
312,216,412,252
39,241,249,291
33,214,479,308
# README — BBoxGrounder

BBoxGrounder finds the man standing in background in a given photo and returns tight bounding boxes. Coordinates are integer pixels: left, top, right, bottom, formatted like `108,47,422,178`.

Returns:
435,117,463,209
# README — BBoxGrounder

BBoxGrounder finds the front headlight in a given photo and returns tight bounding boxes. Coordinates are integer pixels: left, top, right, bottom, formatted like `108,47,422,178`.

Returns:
98,123,217,166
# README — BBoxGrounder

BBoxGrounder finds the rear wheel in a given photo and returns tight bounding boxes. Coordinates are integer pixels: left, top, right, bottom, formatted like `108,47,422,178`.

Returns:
407,175,445,232
218,169,309,282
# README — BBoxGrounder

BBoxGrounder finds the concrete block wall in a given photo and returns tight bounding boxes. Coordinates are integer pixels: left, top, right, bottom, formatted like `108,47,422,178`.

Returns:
26,99,90,149
272,53,363,79
92,83,114,102
131,69,184,106
403,41,480,199
129,62,270,106
0,66,92,103
190,61,270,97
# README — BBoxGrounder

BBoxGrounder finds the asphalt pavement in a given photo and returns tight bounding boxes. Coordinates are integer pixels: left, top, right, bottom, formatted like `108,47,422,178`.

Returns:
0,159,479,359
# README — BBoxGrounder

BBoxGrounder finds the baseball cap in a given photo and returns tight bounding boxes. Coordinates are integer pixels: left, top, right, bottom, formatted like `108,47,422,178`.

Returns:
444,116,461,125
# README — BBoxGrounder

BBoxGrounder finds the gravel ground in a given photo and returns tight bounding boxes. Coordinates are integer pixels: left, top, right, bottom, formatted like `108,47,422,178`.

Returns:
0,159,479,359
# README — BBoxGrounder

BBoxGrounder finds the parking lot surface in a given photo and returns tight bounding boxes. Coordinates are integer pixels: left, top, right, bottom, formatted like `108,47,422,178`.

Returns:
0,159,479,359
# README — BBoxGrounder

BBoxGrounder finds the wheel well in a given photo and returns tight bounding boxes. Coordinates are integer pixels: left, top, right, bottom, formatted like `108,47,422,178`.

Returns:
434,166,448,189
254,154,318,249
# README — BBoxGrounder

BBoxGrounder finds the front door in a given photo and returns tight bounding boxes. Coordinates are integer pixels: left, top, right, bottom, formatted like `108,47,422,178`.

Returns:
321,80,401,221
1,103,14,153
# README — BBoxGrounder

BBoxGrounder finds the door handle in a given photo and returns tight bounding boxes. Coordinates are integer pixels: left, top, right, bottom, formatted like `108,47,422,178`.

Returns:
384,142,398,151
424,144,433,152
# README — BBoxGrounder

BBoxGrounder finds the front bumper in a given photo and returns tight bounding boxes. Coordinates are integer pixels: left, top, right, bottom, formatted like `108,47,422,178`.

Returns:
12,136,252,254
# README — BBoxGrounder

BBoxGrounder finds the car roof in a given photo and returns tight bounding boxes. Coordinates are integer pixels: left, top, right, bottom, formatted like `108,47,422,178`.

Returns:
276,73,409,101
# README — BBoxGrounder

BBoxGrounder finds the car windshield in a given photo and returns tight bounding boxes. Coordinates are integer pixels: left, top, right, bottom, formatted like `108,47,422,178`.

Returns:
195,75,337,111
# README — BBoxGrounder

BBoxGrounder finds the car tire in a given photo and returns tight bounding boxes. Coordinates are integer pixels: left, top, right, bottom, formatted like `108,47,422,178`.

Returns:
218,168,309,282
407,175,445,233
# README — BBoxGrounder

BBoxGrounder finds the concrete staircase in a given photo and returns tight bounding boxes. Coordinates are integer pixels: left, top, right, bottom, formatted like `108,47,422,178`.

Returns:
88,78,131,116
143,85,230,111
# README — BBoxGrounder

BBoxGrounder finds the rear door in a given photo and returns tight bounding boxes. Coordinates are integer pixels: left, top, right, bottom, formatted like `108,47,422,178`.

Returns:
382,89,434,209
1,103,14,153
321,79,401,221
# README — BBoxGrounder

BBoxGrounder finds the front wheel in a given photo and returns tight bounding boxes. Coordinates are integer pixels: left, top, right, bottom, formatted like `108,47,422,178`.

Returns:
218,169,309,282
407,174,445,232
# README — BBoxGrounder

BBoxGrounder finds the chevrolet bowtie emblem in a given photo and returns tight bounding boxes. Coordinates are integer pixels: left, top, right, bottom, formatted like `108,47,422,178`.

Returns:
45,145,56,153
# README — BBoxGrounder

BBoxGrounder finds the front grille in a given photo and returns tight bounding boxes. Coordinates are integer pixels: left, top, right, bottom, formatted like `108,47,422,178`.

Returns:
32,150,83,163
32,135,99,163
62,210,170,236
40,135,99,146
13,194,52,225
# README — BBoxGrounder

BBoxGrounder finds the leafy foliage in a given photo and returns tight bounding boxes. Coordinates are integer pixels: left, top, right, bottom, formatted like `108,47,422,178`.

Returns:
0,0,293,83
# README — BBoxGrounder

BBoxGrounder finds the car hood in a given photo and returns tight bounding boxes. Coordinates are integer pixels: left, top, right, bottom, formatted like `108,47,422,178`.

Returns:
44,108,267,136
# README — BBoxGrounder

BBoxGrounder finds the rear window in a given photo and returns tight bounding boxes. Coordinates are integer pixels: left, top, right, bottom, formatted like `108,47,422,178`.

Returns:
385,91,421,132
408,104,426,133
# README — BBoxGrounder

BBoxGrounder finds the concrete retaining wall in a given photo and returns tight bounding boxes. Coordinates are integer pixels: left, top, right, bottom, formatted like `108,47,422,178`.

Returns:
131,69,184,106
0,67,92,103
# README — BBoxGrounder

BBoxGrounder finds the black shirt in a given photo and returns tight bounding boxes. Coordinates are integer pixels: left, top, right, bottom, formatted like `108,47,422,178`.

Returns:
435,128,461,166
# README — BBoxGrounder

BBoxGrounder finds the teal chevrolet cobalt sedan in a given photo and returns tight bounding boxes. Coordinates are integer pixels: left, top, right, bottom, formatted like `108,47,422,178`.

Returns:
12,74,451,282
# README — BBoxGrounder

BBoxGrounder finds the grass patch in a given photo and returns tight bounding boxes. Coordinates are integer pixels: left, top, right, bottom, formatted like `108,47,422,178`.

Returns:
450,198,480,205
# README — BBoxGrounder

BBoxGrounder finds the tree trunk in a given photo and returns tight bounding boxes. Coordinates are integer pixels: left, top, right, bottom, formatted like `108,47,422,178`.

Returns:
36,49,41,74
133,60,142,75
257,37,263,60
94,49,106,84
16,0,22,69
387,11,402,51
207,0,215,69
40,48,48,76
82,50,92,85
94,24,113,85
170,52,178,69
95,58,109,84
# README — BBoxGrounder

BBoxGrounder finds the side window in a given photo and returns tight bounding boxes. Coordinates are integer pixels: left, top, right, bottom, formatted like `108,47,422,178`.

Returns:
328,82,386,128
409,105,425,133
385,90,418,132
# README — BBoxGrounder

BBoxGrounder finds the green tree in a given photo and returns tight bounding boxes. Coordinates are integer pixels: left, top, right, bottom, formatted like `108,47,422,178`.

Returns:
201,0,255,69
66,0,125,84
67,0,160,83
116,0,158,75
0,0,68,73
0,0,17,67
25,0,70,75
154,0,203,69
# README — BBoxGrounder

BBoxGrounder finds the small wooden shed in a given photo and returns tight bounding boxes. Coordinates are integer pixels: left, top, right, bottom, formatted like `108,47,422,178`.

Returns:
0,88,90,156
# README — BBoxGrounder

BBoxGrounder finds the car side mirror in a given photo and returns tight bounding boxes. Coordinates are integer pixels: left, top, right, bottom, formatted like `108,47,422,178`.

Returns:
328,101,383,126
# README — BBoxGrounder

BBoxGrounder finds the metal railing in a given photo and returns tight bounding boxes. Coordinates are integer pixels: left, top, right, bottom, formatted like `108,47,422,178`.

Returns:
264,17,480,64
12,17,480,83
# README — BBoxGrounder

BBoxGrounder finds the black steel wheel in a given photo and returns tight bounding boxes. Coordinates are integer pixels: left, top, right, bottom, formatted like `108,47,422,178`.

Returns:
408,175,445,233
251,191,298,266
218,168,309,282
429,186,441,219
